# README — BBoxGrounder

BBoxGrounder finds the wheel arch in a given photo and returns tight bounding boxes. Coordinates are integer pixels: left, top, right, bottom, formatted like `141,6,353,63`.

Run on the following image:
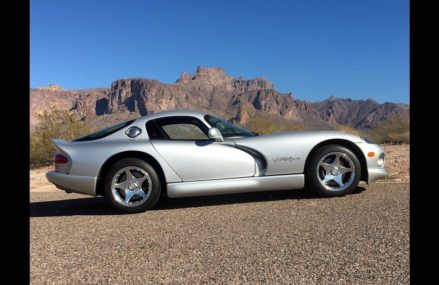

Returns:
96,151,167,197
304,139,368,182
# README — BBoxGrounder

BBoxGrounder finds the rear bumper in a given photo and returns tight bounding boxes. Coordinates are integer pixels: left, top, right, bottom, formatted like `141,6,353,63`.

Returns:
367,168,388,184
46,171,97,196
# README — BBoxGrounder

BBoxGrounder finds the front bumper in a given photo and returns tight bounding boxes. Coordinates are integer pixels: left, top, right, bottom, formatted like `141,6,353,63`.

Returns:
46,171,97,196
368,168,388,183
356,142,388,184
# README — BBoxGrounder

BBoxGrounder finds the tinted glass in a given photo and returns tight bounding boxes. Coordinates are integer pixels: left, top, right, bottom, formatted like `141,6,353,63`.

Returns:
162,124,208,140
153,116,209,140
204,114,254,138
74,120,135,141
146,120,167,139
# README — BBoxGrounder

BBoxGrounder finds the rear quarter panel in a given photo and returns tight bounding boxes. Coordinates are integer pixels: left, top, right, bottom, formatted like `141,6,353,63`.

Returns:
236,131,364,175
56,139,182,183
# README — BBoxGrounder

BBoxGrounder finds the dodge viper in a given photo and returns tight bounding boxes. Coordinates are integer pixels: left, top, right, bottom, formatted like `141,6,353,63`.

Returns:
46,110,388,213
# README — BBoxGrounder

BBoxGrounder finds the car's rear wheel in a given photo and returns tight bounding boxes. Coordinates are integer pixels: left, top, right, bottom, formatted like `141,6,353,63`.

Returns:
104,158,161,213
305,145,361,197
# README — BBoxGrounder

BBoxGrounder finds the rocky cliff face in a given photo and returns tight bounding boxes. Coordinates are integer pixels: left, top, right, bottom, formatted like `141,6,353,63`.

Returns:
29,87,110,128
104,67,317,125
30,67,409,131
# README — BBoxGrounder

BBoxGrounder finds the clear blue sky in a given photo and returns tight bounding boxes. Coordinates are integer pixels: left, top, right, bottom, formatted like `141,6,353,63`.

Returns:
30,0,409,103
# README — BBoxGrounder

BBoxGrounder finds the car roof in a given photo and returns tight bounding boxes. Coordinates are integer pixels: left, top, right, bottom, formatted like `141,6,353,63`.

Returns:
133,110,208,124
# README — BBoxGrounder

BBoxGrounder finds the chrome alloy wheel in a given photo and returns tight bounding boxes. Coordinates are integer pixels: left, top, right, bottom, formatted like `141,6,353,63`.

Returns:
316,152,356,191
111,166,152,207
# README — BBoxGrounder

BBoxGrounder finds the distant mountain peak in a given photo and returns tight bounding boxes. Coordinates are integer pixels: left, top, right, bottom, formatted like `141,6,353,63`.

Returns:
175,66,276,92
176,66,232,86
195,66,226,76
176,72,193,83
365,98,378,104
325,96,352,102
36,84,64,91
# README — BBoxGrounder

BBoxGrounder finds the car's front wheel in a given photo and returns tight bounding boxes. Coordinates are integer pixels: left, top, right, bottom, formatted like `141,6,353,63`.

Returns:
104,158,161,213
305,145,361,197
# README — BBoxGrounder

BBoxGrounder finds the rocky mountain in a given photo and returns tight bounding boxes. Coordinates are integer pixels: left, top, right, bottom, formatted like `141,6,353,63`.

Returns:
30,66,409,131
30,86,111,129
312,96,409,129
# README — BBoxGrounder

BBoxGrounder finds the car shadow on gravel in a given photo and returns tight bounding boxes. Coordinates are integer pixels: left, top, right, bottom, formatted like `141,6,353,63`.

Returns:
154,186,365,210
30,186,366,217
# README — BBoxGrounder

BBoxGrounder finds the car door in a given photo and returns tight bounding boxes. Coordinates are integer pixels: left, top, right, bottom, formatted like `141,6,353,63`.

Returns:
146,116,256,181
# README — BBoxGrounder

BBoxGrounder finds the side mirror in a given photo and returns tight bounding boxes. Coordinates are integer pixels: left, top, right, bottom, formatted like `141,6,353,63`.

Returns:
208,127,224,142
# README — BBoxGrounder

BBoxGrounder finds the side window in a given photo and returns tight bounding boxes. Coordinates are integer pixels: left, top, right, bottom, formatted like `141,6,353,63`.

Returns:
162,124,207,140
147,117,209,140
146,120,167,139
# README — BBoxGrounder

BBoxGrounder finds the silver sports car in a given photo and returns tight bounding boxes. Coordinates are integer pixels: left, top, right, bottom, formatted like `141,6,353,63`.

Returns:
46,110,388,213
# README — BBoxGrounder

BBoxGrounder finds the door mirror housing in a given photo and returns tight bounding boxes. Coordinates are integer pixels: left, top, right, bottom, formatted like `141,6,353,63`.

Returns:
208,127,224,142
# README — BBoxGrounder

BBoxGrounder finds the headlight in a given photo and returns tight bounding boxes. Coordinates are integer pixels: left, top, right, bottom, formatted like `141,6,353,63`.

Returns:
363,137,376,144
377,153,385,167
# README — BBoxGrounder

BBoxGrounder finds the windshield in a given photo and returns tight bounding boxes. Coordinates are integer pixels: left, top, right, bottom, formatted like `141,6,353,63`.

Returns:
74,119,135,141
204,114,255,138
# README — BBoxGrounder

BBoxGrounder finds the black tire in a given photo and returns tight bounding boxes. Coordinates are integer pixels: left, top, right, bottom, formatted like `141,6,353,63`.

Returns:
104,158,161,213
305,145,361,197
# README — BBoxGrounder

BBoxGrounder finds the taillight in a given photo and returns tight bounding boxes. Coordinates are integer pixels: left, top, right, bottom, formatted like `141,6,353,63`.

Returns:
54,154,68,164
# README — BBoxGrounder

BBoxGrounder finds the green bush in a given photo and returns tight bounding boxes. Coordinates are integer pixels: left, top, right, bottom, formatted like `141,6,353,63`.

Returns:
30,109,92,168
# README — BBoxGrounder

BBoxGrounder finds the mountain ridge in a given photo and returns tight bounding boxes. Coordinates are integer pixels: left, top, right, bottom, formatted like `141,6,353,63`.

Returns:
30,66,409,131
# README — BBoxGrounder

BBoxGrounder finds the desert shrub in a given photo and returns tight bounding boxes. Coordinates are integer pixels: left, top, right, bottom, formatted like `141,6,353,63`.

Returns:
334,124,362,136
241,112,409,145
30,109,92,168
241,113,305,135
366,113,410,144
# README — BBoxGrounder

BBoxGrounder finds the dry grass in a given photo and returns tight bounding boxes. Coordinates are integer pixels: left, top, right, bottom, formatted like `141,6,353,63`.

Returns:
241,113,305,135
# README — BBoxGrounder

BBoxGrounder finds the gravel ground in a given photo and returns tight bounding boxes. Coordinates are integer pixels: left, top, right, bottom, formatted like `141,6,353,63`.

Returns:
383,145,410,183
30,183,409,284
